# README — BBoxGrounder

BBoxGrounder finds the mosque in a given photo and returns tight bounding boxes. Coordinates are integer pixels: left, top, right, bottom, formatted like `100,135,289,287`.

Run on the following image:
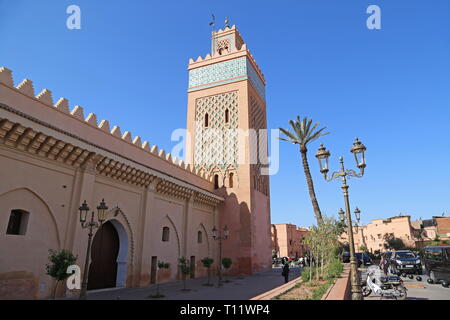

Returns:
0,24,272,299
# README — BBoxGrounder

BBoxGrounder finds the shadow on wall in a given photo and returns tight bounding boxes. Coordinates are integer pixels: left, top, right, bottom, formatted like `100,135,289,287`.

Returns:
214,187,254,275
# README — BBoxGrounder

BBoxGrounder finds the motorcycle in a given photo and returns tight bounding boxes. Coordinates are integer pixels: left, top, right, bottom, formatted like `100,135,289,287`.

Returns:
361,270,407,300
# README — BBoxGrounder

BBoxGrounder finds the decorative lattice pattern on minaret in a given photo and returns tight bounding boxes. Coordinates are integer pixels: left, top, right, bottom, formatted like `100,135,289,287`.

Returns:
216,38,231,54
250,95,269,195
194,91,239,171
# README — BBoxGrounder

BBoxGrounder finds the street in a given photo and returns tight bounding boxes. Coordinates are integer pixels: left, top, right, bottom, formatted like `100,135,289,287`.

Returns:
360,267,450,300
67,267,302,300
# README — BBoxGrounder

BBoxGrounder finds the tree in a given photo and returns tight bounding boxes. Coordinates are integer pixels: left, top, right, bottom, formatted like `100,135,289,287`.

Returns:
178,257,191,291
201,257,214,286
383,234,405,250
359,245,368,252
221,257,233,283
153,261,169,298
279,116,330,225
304,217,342,281
45,249,77,299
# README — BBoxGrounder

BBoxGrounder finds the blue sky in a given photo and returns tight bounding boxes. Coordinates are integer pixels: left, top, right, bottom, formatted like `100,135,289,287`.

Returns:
1,0,449,227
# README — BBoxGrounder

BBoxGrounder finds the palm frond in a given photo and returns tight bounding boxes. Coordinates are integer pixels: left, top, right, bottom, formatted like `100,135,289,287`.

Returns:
307,127,330,143
279,116,330,147
279,127,300,144
287,120,302,141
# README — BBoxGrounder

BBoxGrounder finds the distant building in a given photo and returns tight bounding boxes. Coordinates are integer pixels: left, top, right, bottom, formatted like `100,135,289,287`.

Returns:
413,216,450,244
341,216,416,252
435,216,450,239
341,215,450,253
271,224,309,259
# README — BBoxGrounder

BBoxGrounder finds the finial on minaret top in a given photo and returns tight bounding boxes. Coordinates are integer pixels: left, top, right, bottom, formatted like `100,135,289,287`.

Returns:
209,19,244,56
209,14,215,30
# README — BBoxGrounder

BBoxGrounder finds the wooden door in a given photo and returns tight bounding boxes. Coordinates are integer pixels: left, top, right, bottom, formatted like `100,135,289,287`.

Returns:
87,221,119,290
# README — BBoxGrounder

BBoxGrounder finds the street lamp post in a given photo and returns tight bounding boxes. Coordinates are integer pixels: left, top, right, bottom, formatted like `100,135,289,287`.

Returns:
78,199,109,300
316,138,367,301
339,207,367,261
339,207,361,234
212,225,229,287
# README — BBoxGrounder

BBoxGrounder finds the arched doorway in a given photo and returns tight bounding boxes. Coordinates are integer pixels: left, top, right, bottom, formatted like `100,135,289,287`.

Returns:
88,221,119,290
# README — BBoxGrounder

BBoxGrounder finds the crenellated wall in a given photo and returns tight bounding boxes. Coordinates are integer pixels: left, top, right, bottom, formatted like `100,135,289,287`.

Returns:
188,25,265,83
0,67,215,188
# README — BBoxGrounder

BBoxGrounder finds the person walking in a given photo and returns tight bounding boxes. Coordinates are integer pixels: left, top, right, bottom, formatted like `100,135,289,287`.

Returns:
379,253,389,275
281,261,290,284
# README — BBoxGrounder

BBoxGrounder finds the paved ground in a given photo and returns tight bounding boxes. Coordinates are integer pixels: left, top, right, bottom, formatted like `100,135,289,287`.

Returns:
360,266,450,300
77,267,301,300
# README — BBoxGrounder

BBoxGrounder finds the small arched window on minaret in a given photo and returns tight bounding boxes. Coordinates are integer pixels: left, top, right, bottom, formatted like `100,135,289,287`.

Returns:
205,113,209,127
225,109,229,124
214,174,219,189
229,172,234,188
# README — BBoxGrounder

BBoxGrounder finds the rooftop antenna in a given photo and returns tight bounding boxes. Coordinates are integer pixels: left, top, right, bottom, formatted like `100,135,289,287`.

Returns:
209,14,216,54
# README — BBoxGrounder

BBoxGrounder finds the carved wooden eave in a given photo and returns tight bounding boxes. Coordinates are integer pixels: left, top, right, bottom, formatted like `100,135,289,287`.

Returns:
0,103,224,204
194,191,223,208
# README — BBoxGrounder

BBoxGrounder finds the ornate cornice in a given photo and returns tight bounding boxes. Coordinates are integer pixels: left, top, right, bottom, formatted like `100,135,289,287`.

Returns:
0,103,224,204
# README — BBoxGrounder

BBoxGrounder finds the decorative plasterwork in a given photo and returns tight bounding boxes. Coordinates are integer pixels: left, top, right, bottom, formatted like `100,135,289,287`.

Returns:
250,95,269,196
189,57,246,91
194,91,239,172
188,57,266,102
246,60,266,102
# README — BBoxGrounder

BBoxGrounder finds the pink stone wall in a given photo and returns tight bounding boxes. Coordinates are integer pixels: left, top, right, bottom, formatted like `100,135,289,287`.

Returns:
272,224,310,258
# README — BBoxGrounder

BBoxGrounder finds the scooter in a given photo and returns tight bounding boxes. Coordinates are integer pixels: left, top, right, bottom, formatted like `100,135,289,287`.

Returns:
361,270,407,300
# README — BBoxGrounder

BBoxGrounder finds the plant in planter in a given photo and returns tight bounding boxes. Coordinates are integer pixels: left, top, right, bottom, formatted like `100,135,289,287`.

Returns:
149,261,170,298
179,257,191,291
45,249,78,299
221,257,233,283
201,257,214,286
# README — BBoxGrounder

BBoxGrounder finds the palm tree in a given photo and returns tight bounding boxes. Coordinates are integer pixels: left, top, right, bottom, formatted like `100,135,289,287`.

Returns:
279,116,329,225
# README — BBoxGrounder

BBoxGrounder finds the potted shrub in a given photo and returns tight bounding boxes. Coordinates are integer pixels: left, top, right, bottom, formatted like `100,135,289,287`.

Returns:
221,257,233,283
45,249,77,299
179,257,191,291
201,257,214,286
150,261,169,298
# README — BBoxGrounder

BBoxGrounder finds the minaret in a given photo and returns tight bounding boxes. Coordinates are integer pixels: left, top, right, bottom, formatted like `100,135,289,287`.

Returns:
186,24,271,274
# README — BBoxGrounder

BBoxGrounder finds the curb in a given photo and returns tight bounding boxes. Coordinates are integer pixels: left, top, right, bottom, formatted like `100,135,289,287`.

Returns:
250,277,302,300
321,264,351,300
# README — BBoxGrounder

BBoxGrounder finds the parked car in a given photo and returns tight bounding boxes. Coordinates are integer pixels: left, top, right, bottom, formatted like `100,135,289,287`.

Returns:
389,250,422,275
342,252,371,266
356,252,372,266
342,252,350,263
422,246,450,283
